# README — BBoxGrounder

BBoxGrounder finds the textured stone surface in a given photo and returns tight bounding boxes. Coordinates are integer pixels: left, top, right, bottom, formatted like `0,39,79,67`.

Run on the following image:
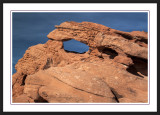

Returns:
12,21,148,103
48,21,148,59
24,69,116,103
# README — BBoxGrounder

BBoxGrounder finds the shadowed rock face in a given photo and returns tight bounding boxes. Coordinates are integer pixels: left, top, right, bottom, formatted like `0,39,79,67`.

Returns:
12,21,148,103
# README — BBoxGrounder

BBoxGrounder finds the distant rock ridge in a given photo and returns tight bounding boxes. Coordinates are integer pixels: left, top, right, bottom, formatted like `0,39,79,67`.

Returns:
12,21,148,103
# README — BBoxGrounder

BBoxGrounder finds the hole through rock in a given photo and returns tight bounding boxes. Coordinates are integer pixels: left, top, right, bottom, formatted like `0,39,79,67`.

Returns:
63,39,89,54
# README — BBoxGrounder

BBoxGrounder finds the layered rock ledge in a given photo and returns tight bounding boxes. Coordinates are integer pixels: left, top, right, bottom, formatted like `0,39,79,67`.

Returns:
12,21,148,103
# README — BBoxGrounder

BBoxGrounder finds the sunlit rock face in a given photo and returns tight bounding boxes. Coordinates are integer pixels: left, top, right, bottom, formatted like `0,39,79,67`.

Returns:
12,21,148,103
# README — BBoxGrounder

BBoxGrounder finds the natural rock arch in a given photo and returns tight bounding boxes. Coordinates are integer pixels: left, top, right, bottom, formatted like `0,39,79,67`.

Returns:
12,21,148,103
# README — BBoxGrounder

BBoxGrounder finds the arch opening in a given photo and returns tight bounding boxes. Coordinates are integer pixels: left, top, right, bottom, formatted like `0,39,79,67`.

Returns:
63,39,89,54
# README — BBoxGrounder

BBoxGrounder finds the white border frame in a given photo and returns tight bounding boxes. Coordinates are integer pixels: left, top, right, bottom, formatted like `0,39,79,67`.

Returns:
3,3,157,112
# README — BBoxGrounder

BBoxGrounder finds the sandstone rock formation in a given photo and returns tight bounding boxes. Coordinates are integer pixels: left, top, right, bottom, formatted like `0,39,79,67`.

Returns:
12,21,148,103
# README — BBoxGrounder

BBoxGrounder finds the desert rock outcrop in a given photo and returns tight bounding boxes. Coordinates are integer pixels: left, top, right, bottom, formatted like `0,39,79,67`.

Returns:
12,21,148,103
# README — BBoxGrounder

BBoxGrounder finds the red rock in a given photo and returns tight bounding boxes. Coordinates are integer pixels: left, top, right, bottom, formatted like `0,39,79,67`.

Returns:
12,21,148,103
12,94,34,103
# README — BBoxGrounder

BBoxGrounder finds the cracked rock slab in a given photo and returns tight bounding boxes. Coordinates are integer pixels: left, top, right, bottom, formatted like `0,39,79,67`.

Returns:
24,69,117,103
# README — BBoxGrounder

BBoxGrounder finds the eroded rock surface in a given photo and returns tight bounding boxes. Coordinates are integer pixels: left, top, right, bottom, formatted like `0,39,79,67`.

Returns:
12,21,148,103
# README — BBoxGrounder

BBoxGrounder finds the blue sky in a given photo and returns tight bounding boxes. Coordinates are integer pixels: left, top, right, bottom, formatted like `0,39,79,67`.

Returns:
12,12,148,74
